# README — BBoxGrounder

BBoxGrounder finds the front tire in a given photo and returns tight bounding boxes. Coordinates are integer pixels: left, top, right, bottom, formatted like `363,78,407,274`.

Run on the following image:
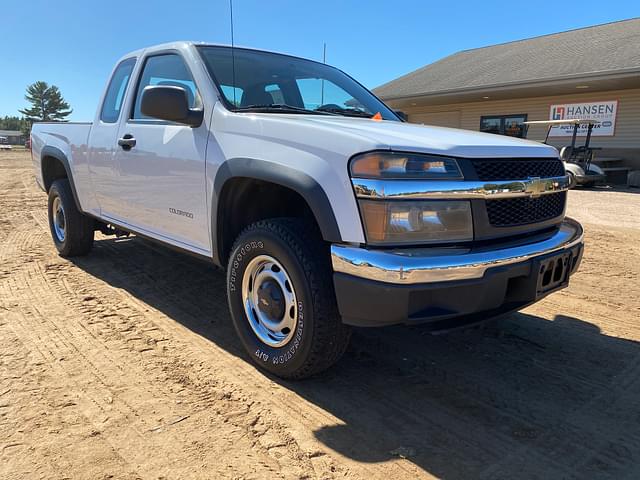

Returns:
47,179,94,257
227,218,351,379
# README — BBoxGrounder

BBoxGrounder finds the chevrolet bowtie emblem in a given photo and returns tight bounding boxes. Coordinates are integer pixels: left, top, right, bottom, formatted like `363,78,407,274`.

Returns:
525,177,546,198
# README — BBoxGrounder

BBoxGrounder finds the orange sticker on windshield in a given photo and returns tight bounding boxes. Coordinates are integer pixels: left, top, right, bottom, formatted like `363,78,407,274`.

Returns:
372,112,383,121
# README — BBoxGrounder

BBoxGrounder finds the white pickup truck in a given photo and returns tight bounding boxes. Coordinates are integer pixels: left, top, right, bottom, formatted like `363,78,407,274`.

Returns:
31,42,584,378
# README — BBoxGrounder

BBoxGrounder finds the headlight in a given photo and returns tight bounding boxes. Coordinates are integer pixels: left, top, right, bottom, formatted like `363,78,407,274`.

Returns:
359,199,473,245
350,152,462,179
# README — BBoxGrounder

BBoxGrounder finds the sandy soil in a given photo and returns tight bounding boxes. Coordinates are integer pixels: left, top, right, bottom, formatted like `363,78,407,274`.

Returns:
1,149,639,479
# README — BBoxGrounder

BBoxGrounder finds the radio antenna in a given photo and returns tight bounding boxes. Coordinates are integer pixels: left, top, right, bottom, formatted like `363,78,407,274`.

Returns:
229,0,237,106
321,42,326,105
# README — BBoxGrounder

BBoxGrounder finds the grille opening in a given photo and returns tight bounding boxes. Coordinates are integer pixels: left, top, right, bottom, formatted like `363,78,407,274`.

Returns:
486,191,566,227
472,158,564,181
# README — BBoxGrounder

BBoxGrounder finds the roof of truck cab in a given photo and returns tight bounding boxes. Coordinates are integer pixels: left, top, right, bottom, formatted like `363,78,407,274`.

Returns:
117,41,326,65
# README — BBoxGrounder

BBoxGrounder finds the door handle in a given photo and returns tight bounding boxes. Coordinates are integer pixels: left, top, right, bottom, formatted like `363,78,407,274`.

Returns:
117,134,136,150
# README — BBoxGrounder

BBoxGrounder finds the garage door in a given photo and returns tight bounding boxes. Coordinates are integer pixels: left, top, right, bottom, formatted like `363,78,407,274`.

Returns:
409,111,461,129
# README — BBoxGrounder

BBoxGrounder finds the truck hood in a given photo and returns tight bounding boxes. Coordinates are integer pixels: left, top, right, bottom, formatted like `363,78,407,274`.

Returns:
238,113,559,159
303,116,559,158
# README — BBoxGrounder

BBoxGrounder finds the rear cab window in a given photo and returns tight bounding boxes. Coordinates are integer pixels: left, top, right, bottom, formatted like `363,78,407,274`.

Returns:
100,58,136,123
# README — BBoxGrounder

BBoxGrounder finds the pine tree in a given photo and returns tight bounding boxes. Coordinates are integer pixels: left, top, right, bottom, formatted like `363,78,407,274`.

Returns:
19,81,72,122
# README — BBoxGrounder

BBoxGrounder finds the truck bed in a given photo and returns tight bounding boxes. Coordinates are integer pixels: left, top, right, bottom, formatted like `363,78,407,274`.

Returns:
31,122,93,208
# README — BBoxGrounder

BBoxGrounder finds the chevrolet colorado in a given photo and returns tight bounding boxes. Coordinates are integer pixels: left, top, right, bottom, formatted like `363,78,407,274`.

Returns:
31,42,583,379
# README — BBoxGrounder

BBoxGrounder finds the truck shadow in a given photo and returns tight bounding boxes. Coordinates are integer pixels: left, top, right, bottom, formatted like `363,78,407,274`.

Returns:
72,236,640,479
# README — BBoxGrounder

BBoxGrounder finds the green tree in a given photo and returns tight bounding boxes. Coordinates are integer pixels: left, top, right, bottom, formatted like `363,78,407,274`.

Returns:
0,116,23,130
19,81,72,122
0,116,31,136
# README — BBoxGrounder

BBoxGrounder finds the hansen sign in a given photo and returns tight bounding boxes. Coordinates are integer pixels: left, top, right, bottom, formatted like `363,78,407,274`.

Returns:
548,100,618,137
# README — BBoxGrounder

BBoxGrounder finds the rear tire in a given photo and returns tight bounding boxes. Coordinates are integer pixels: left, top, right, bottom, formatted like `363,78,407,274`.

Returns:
226,218,351,379
47,179,94,257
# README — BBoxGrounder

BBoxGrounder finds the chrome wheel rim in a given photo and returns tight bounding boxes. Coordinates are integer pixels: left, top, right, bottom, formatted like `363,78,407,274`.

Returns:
241,255,298,347
52,196,66,242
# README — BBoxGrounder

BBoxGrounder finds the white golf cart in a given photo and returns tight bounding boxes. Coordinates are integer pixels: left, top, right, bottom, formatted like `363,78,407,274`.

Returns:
0,136,12,151
524,119,607,187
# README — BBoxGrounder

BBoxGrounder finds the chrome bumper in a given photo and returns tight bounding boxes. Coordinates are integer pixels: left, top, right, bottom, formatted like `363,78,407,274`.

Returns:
352,174,571,200
331,218,583,285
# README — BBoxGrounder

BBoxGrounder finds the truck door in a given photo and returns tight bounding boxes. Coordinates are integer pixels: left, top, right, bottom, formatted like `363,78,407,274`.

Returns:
88,57,137,218
111,53,210,254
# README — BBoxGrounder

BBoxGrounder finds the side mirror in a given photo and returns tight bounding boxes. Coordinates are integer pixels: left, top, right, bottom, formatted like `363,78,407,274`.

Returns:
140,85,203,127
394,110,408,122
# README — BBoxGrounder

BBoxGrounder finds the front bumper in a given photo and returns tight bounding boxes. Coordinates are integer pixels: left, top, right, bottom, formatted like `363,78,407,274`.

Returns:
331,218,584,329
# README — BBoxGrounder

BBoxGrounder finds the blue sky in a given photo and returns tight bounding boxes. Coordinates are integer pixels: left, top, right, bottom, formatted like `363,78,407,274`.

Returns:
2,1,637,121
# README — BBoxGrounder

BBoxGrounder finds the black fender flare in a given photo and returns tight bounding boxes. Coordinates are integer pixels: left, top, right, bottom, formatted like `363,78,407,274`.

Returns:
41,146,83,212
212,158,342,266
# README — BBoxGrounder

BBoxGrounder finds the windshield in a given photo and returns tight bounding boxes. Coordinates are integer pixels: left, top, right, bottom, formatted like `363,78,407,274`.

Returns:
197,46,399,120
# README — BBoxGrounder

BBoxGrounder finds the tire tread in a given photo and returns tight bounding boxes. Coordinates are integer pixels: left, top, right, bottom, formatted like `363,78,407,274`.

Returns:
230,218,351,379
48,179,94,257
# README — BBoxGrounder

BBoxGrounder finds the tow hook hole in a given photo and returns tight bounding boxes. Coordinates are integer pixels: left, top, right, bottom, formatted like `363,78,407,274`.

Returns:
553,259,564,282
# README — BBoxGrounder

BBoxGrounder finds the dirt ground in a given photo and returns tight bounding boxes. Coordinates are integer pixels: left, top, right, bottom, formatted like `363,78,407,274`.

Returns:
1,149,639,480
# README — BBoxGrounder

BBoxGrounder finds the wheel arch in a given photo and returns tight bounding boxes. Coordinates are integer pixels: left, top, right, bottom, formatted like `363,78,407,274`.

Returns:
41,146,82,211
212,158,342,267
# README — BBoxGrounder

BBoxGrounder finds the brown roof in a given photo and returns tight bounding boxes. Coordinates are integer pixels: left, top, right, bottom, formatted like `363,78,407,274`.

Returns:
374,18,640,100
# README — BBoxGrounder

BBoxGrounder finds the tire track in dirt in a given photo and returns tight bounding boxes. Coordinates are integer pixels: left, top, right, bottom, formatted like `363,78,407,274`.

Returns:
1,273,144,480
3,259,327,479
1,310,143,480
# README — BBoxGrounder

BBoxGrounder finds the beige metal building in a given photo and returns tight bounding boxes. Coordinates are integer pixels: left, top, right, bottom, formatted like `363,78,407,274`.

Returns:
0,130,25,145
375,18,640,182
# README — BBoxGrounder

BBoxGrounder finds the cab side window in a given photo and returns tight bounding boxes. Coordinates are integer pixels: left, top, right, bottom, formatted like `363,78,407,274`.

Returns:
100,58,136,123
131,54,198,120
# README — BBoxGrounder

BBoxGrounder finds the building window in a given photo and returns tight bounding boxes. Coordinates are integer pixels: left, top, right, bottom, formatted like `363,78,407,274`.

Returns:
480,114,528,138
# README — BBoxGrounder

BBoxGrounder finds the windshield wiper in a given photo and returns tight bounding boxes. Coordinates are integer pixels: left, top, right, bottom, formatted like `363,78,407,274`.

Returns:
314,106,374,118
234,104,337,115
